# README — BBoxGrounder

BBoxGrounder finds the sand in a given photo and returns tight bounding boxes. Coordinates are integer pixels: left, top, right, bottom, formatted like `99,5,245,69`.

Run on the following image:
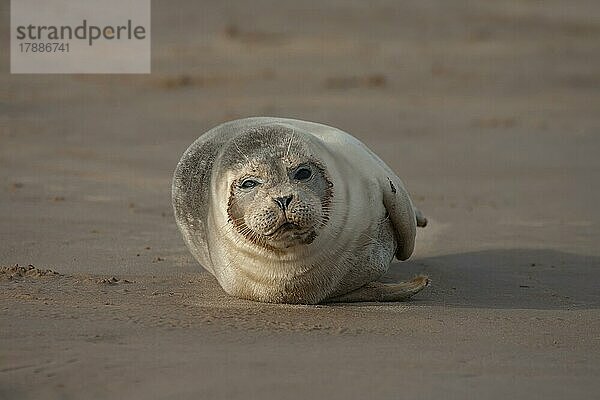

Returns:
1,1,599,399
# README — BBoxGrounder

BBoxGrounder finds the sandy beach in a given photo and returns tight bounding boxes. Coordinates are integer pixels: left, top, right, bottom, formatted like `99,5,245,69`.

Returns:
1,1,600,398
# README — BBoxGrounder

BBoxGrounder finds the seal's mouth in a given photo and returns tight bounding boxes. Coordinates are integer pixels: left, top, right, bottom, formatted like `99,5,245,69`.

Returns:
264,222,301,236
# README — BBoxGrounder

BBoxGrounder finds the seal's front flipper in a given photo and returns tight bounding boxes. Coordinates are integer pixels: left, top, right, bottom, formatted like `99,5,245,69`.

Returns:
382,176,416,261
325,276,430,303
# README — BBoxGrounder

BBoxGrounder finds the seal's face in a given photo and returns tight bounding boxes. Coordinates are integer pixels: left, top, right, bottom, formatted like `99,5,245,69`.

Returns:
223,127,333,250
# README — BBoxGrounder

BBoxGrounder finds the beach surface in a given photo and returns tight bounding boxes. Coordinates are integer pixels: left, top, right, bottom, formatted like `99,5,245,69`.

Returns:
1,1,600,398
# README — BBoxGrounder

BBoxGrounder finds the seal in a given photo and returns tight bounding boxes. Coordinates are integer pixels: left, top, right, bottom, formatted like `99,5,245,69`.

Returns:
172,117,428,304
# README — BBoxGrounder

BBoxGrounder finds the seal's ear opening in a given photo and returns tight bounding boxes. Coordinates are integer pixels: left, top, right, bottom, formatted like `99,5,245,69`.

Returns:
382,176,416,261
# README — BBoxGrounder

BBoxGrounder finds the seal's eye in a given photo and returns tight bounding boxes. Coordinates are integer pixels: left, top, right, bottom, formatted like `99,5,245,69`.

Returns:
294,167,312,181
240,179,259,189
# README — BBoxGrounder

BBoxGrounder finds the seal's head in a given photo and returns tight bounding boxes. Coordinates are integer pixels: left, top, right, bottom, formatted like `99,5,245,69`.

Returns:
219,125,333,250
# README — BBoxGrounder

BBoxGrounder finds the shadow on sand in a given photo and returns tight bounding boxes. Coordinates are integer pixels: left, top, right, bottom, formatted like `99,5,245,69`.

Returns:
385,249,600,310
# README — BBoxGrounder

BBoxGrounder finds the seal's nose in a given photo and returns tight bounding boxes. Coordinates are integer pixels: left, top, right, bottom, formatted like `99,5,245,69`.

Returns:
273,195,293,210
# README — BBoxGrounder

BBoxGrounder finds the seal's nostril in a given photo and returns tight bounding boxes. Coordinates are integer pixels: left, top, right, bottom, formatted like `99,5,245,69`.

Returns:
283,195,293,207
274,195,293,210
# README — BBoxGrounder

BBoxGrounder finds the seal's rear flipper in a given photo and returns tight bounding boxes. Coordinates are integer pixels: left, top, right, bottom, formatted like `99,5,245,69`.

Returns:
325,276,430,303
415,208,428,228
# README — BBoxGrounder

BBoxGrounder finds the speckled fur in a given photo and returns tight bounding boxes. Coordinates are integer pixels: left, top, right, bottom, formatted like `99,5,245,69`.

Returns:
172,117,424,304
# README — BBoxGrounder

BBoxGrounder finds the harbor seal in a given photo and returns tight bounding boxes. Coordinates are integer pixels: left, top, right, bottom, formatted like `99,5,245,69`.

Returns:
172,117,428,304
